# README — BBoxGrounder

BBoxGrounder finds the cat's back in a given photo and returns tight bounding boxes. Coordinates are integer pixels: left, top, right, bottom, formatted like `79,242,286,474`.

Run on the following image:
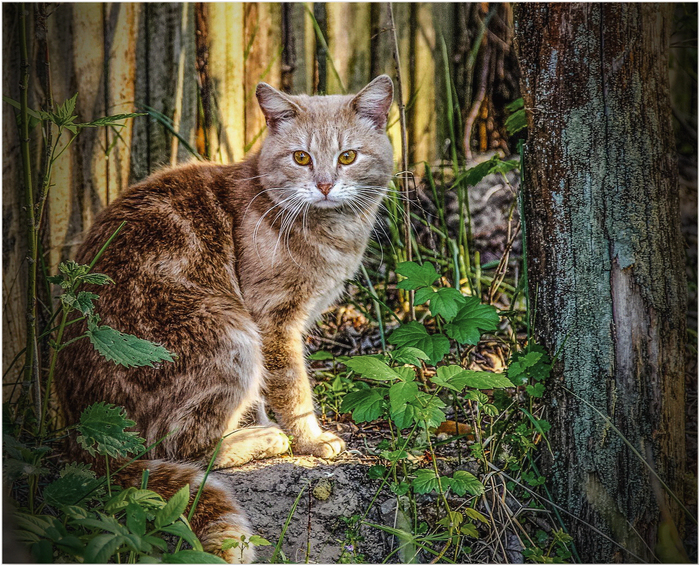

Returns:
77,161,239,266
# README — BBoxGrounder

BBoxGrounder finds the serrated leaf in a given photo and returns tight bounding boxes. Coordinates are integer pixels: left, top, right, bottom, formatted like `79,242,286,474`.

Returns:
526,383,545,397
465,507,490,525
126,503,147,537
163,550,227,563
55,93,78,122
379,449,408,462
43,464,102,508
388,322,450,365
413,286,435,305
86,324,175,368
461,522,480,538
519,351,543,368
79,112,147,128
345,356,402,381
340,388,386,423
248,535,271,546
63,506,90,520
161,521,203,551
3,458,49,481
391,347,429,366
413,393,446,429
428,287,465,322
451,370,513,390
396,261,439,290
77,402,145,458
444,297,500,345
74,291,99,315
79,273,114,286
449,471,484,496
155,485,190,529
431,365,468,392
390,402,417,430
84,534,126,563
221,539,239,551
389,381,419,413
412,469,441,494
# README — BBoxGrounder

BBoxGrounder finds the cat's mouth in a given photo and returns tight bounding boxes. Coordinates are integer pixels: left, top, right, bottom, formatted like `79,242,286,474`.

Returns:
312,196,343,209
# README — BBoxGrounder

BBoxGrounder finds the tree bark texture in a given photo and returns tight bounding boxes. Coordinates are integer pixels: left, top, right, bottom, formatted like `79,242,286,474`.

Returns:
514,4,687,562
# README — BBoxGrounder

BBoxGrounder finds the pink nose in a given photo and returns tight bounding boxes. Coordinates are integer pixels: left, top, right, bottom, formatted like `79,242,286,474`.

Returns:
317,182,332,196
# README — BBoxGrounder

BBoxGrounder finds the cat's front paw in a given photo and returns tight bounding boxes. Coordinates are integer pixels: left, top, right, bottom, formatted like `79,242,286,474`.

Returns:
295,430,346,459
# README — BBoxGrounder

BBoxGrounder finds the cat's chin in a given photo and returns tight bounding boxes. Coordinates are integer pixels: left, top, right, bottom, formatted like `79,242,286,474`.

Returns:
311,198,344,210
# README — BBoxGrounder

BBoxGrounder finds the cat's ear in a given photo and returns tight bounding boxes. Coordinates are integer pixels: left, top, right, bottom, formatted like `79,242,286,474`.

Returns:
351,75,394,131
256,83,301,131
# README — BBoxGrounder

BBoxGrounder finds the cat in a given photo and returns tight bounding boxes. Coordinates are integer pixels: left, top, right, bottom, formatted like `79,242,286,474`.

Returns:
55,75,394,562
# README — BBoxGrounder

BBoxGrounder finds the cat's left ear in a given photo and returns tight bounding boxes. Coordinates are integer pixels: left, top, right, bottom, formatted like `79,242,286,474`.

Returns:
351,75,394,131
256,83,301,131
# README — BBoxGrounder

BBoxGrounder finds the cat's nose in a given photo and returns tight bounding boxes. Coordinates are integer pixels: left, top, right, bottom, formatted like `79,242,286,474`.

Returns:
317,182,332,196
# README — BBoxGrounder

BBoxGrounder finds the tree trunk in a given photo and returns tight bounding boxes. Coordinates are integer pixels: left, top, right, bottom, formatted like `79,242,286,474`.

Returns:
514,4,688,563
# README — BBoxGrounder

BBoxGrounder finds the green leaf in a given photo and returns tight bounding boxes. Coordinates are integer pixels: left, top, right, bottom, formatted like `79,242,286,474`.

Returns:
396,261,440,290
86,323,175,368
77,402,145,458
163,550,227,563
55,93,78,122
413,393,446,429
428,287,465,322
413,286,435,305
505,97,524,112
155,485,190,529
444,297,500,345
84,533,125,563
368,465,387,479
308,350,333,361
460,522,480,538
248,535,272,546
126,503,147,537
43,463,102,508
389,381,419,413
379,449,408,463
345,356,402,381
391,347,429,366
341,388,386,423
526,383,545,397
61,290,99,315
388,322,450,365
451,370,513,390
462,156,499,186
80,273,114,286
505,108,527,135
465,507,489,525
431,365,468,392
79,112,147,128
412,469,441,494
449,471,484,496
390,402,417,430
161,521,203,551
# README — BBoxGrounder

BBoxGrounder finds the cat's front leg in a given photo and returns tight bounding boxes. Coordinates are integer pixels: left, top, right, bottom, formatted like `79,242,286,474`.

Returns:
262,328,345,458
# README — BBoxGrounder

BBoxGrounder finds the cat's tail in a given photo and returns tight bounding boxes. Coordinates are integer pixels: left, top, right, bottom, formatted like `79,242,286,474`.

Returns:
114,460,254,563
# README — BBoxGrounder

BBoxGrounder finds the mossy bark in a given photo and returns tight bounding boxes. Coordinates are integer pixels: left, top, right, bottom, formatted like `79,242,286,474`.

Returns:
514,4,687,562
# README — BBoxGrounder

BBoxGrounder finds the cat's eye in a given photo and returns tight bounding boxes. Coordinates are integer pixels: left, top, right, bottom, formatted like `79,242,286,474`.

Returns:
338,150,357,165
293,151,311,166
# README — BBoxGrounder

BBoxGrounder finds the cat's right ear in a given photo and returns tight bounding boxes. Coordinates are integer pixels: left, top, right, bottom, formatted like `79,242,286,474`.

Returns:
256,83,300,132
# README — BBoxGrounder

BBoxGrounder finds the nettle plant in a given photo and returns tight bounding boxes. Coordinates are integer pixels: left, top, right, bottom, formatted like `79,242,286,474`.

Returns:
328,260,558,560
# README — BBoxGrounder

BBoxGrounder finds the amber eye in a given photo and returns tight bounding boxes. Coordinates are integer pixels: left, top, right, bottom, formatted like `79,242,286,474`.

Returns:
338,150,357,165
293,151,311,166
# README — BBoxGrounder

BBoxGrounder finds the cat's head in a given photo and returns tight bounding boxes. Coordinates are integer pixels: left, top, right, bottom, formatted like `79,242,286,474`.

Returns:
255,76,394,212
